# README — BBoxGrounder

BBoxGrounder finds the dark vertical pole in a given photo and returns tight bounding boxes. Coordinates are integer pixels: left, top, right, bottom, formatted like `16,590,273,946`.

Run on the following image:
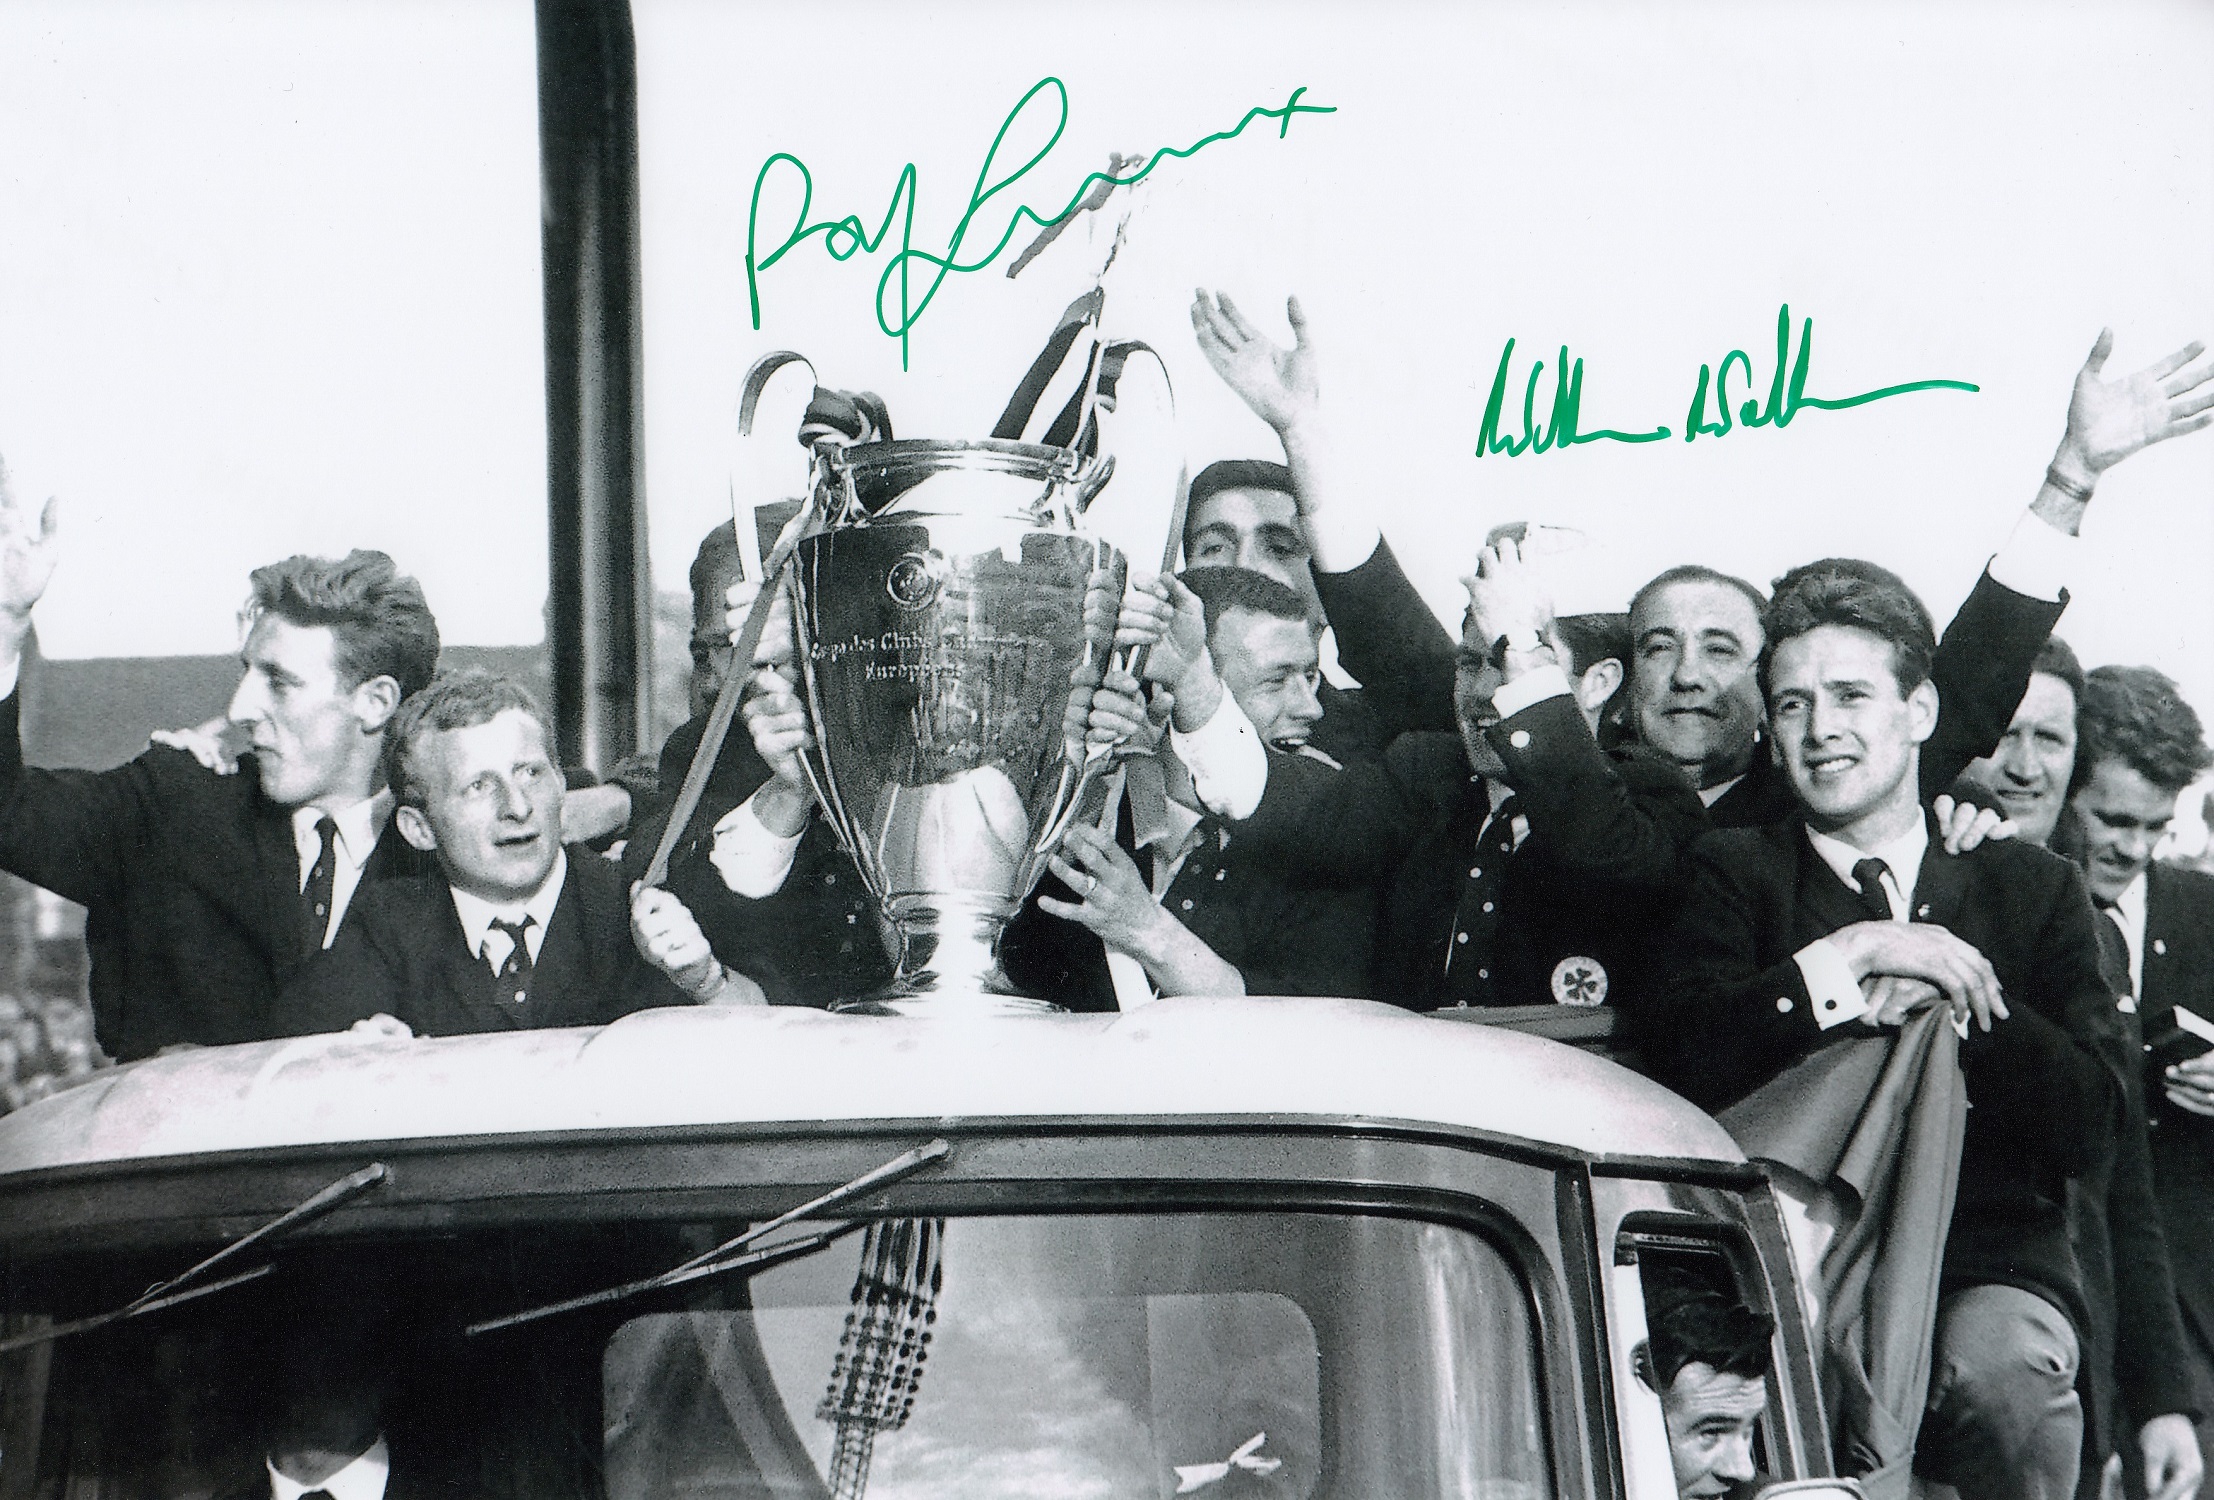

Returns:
537,0,651,770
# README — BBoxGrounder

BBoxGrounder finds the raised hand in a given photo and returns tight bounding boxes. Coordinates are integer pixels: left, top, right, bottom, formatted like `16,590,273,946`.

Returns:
2060,329,2214,475
1932,792,2016,855
150,716,241,776
0,459,59,634
740,666,814,799
1461,537,1557,653
629,883,726,1001
1190,290,1319,434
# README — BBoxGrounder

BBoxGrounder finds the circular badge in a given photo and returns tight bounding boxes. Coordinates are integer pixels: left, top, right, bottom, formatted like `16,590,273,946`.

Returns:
884,551,945,610
1550,955,1608,1007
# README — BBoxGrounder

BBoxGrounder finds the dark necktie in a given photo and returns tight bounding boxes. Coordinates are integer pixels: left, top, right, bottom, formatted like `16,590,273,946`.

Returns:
1850,857,1894,923
486,916,535,1007
298,1491,335,1500
301,815,339,952
2095,905,2134,1003
1441,793,1521,1006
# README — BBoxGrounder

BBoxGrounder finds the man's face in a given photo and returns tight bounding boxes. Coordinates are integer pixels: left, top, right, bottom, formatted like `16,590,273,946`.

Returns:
1768,625,1936,834
1660,1361,1766,1497
1454,609,1509,778
2070,757,2179,904
1629,580,1766,784
1184,488,1324,618
396,709,565,902
1965,671,2078,846
228,615,378,809
689,557,744,718
1211,607,1324,750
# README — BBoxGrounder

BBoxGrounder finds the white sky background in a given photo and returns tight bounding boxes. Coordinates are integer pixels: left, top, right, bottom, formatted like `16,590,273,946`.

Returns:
0,0,2209,743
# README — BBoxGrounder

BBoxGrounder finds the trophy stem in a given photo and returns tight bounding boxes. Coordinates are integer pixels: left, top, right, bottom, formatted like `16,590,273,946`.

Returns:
832,895,1064,1017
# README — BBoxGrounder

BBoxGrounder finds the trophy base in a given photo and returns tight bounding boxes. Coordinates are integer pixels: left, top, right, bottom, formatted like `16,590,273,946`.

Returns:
829,895,1066,1017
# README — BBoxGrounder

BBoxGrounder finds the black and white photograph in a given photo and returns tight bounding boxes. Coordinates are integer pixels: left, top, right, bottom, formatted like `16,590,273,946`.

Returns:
0,3,2211,1498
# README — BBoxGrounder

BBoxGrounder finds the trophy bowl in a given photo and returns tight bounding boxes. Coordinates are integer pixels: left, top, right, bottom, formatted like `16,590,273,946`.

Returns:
790,438,1128,1014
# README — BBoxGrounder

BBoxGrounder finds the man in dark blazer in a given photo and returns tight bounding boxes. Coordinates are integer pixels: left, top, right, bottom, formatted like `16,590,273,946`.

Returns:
285,671,750,1037
1187,290,1458,762
2059,664,2214,1500
1647,560,2120,1500
1208,539,1707,1013
1964,644,2203,1500
0,472,442,1059
1629,328,2214,830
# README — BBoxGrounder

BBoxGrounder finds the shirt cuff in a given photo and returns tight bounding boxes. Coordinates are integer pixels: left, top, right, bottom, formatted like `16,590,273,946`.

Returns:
1985,511,2077,603
0,654,19,703
1491,663,1573,721
1306,510,1382,576
1171,693,1265,821
1794,940,1870,1030
708,793,805,898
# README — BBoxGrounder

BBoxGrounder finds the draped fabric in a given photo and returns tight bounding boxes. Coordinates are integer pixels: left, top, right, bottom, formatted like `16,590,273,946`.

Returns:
1719,1008,1967,1499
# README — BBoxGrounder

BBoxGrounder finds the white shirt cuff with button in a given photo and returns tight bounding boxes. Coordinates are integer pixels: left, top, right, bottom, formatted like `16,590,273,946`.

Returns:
1489,663,1573,722
1792,939,1870,1030
1984,511,2077,603
709,792,806,898
1170,691,1266,821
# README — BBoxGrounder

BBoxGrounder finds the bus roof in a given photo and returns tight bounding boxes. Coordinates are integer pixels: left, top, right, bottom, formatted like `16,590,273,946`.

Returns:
0,997,1741,1173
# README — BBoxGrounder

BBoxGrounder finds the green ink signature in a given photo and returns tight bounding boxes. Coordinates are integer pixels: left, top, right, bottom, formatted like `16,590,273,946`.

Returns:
745,78,1335,368
1476,304,1979,457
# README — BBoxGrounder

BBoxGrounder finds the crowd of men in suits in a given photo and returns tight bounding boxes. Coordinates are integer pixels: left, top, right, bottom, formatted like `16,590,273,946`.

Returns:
0,289,2212,1499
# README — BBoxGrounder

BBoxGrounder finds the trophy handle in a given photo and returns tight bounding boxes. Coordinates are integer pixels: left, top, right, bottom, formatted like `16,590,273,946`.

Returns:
737,351,817,436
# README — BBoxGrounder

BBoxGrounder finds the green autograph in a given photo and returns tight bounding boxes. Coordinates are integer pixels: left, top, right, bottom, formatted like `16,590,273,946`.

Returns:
745,78,1335,367
1476,305,1979,457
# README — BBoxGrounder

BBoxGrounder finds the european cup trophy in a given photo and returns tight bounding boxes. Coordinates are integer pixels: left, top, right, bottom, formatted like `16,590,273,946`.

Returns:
782,425,1132,1014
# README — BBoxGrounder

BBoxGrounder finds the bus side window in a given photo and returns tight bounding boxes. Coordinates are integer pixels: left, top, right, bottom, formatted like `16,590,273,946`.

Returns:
1614,1237,1780,1499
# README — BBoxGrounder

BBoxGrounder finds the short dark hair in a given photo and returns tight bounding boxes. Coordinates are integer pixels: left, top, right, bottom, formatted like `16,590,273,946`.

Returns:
385,669,551,809
1185,460,1296,536
1628,565,1768,634
2032,636,2086,701
1556,612,1630,679
1176,566,1316,643
2075,665,2214,795
1759,558,1935,699
245,551,439,699
1643,1257,1774,1386
689,521,742,615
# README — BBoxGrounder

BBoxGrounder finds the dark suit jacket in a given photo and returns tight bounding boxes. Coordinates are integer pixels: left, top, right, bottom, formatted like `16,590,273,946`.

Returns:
623,714,892,1007
1222,698,1706,1010
1307,538,1460,763
0,689,433,1061
1647,816,2118,1339
1705,568,2067,829
280,852,692,1036
2140,864,2214,1364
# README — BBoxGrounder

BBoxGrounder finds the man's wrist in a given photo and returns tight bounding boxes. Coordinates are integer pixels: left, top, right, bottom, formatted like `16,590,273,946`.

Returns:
1169,664,1225,733
2050,435,2102,485
753,778,812,837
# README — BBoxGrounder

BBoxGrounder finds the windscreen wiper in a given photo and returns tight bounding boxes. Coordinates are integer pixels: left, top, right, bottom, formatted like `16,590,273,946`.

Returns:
467,1138,950,1336
0,1162,388,1353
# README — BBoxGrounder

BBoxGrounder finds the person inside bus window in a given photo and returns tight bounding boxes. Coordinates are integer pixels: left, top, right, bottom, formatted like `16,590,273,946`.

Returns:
282,669,763,1036
1636,1261,1776,1499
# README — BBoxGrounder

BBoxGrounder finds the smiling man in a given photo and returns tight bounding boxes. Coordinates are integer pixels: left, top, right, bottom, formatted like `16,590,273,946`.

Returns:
0,466,450,1059
1649,560,2121,1500
283,671,758,1037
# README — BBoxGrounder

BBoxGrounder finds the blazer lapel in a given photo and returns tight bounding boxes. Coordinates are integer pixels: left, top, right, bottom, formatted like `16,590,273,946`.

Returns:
1791,821,1875,944
522,859,593,1025
1909,824,1970,931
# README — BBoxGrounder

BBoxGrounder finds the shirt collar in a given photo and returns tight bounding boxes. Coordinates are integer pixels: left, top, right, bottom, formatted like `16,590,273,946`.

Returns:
267,1436,389,1500
1696,773,1746,808
292,790,395,870
2110,869,2149,924
1804,816,1930,907
448,849,568,960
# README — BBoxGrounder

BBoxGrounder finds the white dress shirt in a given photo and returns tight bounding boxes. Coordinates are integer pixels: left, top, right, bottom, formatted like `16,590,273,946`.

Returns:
1793,818,1930,1031
292,791,395,950
266,1436,389,1500
448,850,567,972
